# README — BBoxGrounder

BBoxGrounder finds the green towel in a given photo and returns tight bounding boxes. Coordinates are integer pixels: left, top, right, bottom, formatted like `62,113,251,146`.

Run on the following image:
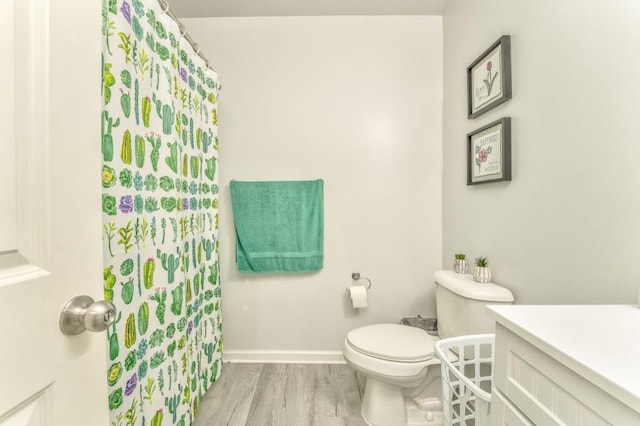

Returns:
230,179,324,273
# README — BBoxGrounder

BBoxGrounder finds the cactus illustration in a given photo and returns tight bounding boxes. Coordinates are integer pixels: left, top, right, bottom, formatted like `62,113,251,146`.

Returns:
193,274,200,300
150,409,163,426
103,265,117,301
191,238,197,269
101,111,120,162
147,134,161,172
203,342,214,363
181,126,188,147
165,141,178,173
142,96,152,128
195,127,202,149
134,78,140,125
106,0,117,15
182,376,191,404
135,134,146,168
124,312,136,349
170,285,183,316
190,156,199,179
180,236,189,270
193,266,204,296
182,153,188,178
143,258,155,289
185,279,192,304
156,42,169,61
212,359,220,381
203,239,213,261
121,130,132,164
151,93,175,135
212,107,218,126
138,302,149,336
165,393,180,424
204,157,216,181
120,90,131,118
201,129,212,153
103,62,115,105
150,289,167,325
157,369,165,396
189,117,195,148
208,261,218,285
157,249,179,284
167,340,177,358
107,311,122,361
121,278,134,304
196,240,203,264
131,15,144,40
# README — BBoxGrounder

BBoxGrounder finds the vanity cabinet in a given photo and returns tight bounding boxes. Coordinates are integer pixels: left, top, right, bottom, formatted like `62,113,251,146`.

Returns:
487,305,640,426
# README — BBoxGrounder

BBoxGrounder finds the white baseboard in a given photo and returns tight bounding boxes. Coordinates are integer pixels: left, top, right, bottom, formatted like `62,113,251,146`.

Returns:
222,350,346,364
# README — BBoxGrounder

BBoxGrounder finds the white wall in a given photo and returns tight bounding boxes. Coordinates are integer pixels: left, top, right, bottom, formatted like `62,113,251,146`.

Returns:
183,16,443,356
443,1,640,303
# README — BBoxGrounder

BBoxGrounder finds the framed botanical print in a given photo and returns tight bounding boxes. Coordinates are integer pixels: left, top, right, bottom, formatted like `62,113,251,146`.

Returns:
467,35,512,119
467,117,511,185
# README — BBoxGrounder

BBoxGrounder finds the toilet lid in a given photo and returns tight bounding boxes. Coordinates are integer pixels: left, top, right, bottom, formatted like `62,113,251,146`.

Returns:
346,324,434,362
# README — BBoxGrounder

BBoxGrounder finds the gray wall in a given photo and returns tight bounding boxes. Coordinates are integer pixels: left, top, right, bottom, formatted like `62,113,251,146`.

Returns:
184,16,443,356
443,0,640,303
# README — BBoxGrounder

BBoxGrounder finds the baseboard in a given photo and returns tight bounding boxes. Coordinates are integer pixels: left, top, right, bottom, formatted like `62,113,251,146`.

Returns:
222,350,346,364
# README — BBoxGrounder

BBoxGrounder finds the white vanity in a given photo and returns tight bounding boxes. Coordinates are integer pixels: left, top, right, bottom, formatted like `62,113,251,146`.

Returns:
486,305,640,425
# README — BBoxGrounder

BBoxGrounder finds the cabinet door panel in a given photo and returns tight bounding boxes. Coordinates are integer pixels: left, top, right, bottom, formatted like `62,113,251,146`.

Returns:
491,388,533,426
494,324,639,425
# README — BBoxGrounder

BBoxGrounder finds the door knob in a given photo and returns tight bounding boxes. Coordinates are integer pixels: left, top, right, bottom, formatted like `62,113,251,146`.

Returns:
59,295,117,335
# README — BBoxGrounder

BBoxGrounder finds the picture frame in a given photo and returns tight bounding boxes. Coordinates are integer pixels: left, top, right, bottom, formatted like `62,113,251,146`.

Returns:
467,35,512,119
467,117,511,185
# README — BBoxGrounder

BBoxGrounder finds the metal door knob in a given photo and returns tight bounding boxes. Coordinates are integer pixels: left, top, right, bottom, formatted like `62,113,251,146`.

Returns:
59,295,117,335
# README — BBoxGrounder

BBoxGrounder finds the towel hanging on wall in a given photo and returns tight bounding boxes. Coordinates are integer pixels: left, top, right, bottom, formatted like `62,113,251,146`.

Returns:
230,179,324,273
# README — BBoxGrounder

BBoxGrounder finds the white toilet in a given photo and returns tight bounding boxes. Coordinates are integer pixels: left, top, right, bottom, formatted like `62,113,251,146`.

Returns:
342,270,514,426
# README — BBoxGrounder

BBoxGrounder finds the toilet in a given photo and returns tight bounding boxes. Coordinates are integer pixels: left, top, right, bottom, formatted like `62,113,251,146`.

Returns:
342,270,515,426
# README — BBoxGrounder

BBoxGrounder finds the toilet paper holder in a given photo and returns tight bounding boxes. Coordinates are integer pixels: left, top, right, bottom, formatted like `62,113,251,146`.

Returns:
350,272,372,290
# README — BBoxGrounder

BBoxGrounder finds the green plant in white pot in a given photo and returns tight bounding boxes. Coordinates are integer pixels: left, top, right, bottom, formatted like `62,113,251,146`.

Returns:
474,256,491,283
453,253,468,274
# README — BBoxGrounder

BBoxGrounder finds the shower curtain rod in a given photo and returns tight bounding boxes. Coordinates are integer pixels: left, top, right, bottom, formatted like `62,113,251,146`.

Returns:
157,0,218,74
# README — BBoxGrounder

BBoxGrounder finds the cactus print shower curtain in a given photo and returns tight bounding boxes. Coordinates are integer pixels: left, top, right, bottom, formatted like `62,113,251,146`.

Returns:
101,0,222,424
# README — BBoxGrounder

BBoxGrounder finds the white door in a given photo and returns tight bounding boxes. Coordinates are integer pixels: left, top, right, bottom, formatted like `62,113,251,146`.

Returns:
0,0,108,425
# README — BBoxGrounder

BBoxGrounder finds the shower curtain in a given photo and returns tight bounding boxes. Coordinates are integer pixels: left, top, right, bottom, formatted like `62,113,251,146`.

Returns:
101,0,222,424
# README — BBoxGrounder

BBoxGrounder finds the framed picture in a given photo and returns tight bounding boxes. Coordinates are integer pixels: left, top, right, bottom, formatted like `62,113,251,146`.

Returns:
467,35,512,119
467,117,511,185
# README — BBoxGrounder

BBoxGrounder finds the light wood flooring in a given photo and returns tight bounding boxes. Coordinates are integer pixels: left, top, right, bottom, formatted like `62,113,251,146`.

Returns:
195,363,368,426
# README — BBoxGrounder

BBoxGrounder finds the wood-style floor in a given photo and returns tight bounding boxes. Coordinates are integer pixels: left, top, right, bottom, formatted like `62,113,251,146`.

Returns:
195,363,368,426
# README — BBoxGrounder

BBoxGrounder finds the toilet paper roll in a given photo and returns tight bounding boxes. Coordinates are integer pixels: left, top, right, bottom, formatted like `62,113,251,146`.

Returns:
348,285,368,308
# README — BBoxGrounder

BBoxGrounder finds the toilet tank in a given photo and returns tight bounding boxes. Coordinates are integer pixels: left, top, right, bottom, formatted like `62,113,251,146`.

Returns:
434,270,514,340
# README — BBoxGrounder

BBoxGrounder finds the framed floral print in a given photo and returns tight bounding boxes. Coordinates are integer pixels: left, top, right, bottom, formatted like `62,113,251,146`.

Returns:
467,117,511,185
467,35,512,119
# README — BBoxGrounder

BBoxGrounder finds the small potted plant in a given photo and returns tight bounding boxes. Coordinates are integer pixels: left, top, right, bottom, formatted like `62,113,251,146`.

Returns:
474,256,491,283
453,253,468,274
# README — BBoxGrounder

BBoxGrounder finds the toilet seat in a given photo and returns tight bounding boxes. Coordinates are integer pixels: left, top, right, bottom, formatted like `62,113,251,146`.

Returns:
346,324,435,362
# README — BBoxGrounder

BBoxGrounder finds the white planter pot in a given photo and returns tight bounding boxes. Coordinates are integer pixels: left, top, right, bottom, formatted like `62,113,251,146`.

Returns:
453,259,468,274
474,266,491,283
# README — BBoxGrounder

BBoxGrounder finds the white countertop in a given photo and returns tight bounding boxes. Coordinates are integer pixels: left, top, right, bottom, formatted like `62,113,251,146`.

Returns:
487,304,640,413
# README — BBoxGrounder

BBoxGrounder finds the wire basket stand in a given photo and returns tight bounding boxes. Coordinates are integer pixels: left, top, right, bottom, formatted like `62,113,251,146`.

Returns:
434,334,495,426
